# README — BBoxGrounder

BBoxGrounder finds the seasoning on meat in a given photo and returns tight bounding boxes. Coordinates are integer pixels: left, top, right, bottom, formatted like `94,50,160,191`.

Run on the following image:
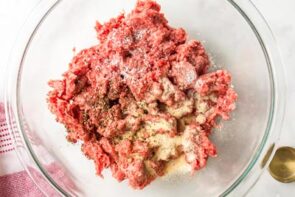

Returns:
47,0,237,190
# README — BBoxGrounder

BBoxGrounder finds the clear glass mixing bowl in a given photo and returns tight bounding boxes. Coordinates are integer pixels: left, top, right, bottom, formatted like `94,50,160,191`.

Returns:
4,0,286,196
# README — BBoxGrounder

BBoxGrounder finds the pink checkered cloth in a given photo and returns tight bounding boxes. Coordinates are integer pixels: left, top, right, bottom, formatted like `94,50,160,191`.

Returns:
0,103,44,197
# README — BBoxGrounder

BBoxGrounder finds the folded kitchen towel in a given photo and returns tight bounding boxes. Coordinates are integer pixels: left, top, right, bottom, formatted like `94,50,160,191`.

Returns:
0,103,44,197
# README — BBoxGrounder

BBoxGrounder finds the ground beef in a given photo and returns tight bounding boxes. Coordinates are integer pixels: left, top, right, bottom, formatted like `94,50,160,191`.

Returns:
47,0,237,190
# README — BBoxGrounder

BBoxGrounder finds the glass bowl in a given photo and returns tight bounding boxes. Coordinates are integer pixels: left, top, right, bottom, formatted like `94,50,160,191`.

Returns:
4,0,286,196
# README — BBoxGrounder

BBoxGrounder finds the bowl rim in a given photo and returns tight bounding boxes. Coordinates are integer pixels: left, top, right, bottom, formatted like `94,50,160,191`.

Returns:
3,0,287,196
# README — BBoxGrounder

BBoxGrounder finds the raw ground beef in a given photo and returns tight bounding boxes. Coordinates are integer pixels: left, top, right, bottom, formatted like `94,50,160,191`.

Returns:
47,0,237,189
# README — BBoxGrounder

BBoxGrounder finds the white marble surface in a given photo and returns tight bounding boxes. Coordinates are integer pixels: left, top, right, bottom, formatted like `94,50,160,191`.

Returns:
0,0,294,196
247,0,295,196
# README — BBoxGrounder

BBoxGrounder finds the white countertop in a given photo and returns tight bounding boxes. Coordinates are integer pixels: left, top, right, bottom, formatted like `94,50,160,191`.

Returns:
246,0,295,196
0,0,294,196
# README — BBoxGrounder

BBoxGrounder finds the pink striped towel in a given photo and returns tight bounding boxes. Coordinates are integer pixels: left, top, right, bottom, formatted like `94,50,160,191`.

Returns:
0,103,44,197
